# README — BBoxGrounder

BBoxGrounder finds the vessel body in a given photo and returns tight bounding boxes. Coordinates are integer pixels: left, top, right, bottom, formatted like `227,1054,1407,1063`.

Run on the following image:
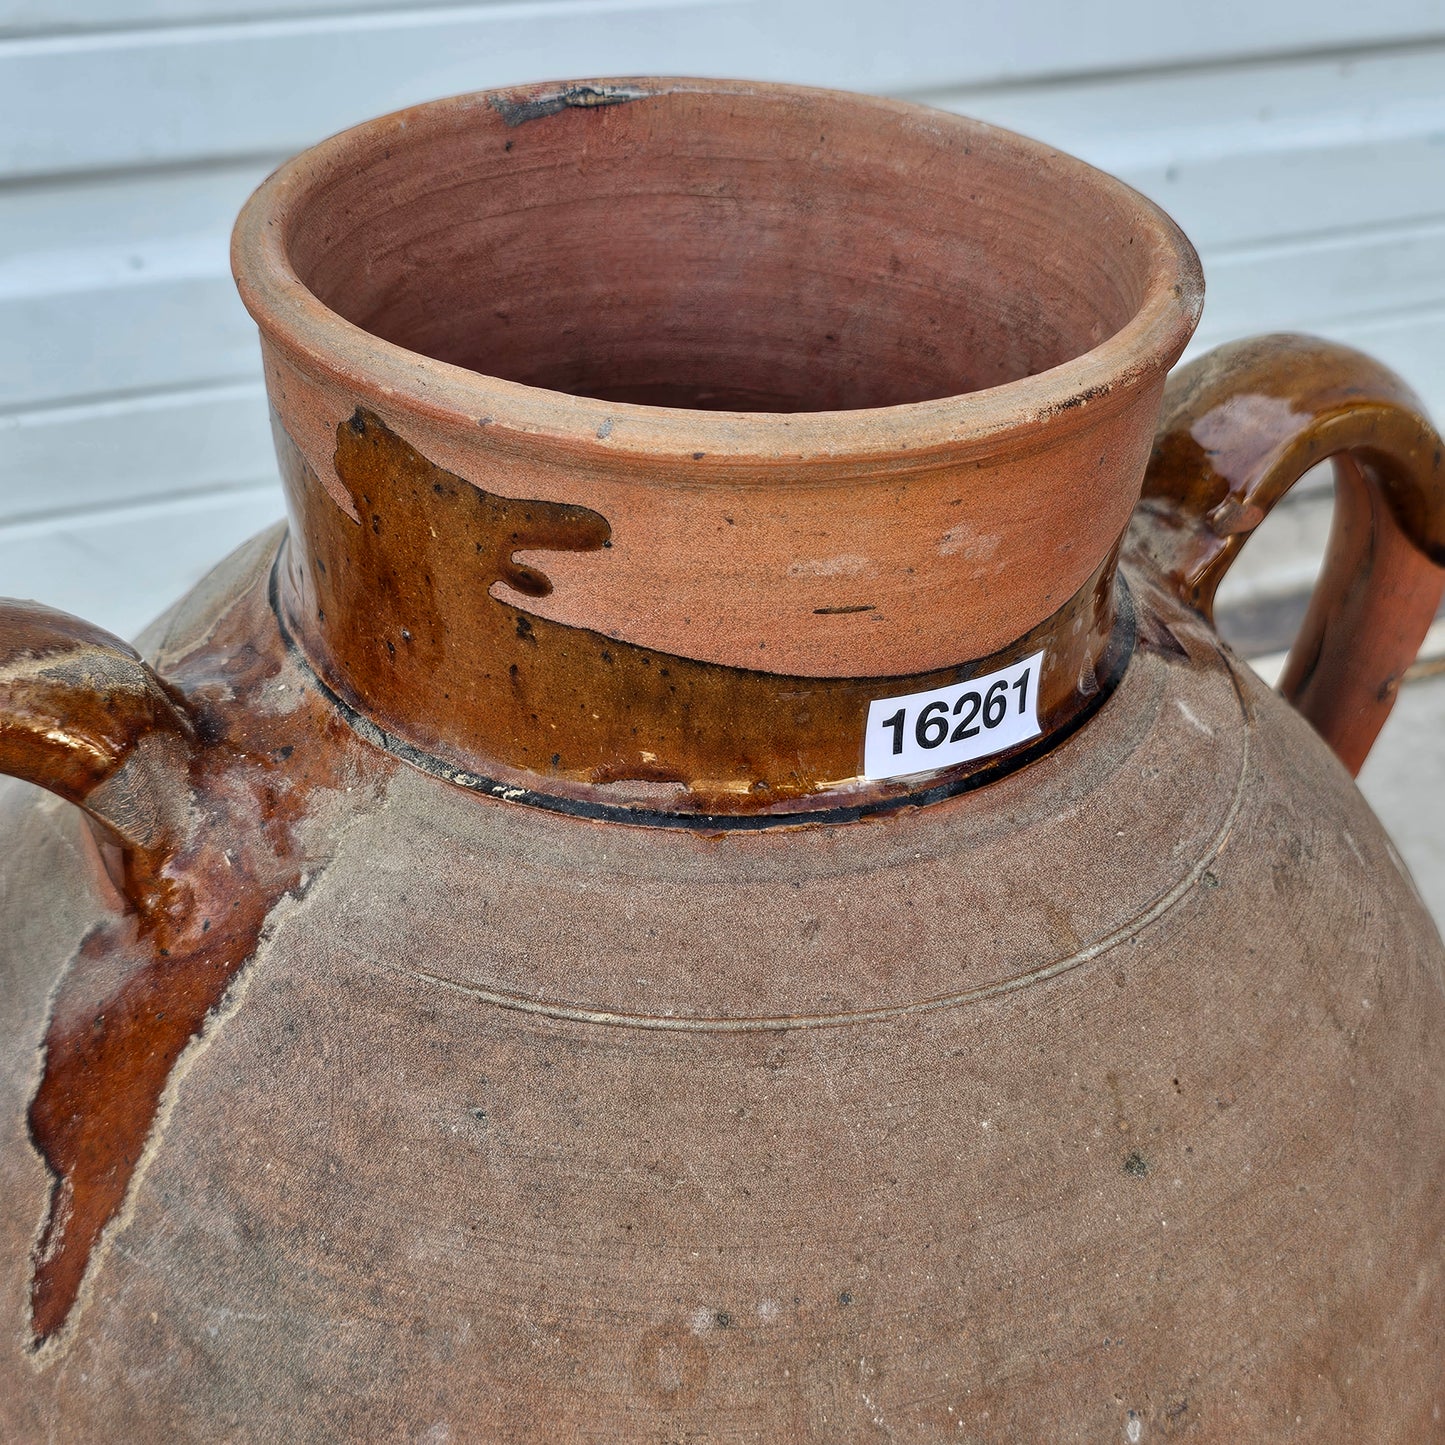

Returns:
1,529,1442,1441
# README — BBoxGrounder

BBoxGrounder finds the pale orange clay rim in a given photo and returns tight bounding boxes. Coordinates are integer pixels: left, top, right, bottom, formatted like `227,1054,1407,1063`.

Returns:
232,76,1204,473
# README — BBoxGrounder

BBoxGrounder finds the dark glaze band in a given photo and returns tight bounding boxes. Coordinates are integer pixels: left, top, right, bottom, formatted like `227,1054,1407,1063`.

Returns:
271,541,1135,830
271,407,1135,822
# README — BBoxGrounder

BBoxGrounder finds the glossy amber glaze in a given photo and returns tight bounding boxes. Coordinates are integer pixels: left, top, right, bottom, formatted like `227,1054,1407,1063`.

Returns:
233,79,1203,815
0,602,194,900
0,574,383,1345
1130,333,1445,773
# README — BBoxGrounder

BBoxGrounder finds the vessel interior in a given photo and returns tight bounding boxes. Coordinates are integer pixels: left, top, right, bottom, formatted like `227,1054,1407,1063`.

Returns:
285,87,1159,413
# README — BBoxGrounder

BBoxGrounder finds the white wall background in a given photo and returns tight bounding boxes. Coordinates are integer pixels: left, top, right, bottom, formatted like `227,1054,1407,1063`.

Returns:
4,1,1445,639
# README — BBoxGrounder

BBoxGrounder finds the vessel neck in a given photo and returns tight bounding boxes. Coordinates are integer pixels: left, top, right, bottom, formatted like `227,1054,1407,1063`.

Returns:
272,407,1132,823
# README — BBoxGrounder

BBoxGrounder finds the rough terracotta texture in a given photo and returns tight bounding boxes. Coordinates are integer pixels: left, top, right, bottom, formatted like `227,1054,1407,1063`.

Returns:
234,79,1203,683
1,79,1444,1441
1,528,1443,1440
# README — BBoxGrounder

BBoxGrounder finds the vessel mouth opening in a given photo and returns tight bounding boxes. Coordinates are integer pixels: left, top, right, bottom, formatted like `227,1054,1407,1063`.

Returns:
276,83,1170,416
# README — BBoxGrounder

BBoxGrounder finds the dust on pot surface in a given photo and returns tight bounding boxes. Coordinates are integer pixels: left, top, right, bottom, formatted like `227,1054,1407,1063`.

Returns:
0,77,1443,1442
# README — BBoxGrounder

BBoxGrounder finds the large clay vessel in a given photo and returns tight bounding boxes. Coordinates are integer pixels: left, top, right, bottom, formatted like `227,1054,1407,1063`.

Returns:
3,79,1445,1440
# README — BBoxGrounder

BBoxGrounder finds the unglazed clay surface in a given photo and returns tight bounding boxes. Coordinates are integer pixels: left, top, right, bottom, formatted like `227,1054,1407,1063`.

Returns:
236,79,1203,680
1,529,1442,1440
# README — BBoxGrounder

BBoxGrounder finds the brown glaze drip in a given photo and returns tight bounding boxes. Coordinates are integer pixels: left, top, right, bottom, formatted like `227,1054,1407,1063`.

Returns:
280,409,1125,814
11,573,381,1347
29,908,264,1344
338,407,613,600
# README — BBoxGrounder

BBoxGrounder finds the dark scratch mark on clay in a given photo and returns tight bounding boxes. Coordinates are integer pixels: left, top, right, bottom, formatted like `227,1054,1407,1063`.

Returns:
489,84,652,128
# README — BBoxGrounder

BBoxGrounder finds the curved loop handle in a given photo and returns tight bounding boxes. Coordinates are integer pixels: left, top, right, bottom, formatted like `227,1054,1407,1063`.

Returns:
1129,333,1445,775
0,598,198,921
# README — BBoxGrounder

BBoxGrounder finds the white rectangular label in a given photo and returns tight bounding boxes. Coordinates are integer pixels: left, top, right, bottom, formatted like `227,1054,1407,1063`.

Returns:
863,650,1044,781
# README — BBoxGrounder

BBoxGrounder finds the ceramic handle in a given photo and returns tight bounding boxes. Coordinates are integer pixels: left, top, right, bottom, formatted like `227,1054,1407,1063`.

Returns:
1130,333,1445,774
0,599,197,923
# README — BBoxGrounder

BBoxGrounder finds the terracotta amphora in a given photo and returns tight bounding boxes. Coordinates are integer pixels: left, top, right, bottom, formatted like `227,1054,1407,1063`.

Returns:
2,79,1444,1441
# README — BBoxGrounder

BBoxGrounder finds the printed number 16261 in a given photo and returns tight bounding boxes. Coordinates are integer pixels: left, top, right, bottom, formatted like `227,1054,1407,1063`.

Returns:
862,651,1044,782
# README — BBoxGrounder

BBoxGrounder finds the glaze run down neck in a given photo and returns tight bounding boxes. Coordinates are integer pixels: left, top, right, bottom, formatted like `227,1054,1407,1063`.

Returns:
233,78,1202,816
